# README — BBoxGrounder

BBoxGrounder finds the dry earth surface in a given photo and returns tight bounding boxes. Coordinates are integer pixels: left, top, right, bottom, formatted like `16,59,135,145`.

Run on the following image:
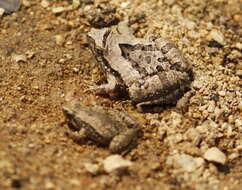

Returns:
0,0,241,190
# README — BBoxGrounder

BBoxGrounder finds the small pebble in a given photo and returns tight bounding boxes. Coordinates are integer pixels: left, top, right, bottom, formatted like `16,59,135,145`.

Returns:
121,2,129,8
207,101,215,113
83,162,100,175
55,35,65,46
22,0,31,7
235,42,242,50
12,54,27,63
0,8,4,17
41,0,50,8
175,154,197,172
52,7,65,14
185,128,201,146
204,147,226,164
218,91,226,96
210,30,224,45
166,153,198,172
182,19,196,30
235,70,242,77
234,119,242,128
192,80,204,89
45,180,55,189
72,0,80,9
102,155,132,173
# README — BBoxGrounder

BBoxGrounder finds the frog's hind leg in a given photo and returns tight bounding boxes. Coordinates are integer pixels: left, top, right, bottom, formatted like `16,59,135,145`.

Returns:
109,129,139,155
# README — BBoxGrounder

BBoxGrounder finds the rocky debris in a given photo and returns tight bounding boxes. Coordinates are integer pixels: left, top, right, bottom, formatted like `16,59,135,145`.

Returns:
55,34,65,46
40,0,49,8
11,54,27,63
83,162,100,175
22,0,31,8
166,153,201,172
204,147,227,164
72,0,80,9
52,7,66,14
102,155,132,173
184,128,201,146
209,30,225,45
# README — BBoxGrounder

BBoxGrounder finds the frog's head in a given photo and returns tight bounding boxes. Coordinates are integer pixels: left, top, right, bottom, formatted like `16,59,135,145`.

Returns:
87,28,111,50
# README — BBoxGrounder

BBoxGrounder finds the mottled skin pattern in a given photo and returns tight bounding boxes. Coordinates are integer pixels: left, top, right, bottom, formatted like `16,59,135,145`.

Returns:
87,21,193,111
63,101,140,154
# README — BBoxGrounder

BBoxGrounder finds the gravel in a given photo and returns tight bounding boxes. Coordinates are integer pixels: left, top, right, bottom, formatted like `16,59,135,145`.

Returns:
204,147,227,164
0,0,241,189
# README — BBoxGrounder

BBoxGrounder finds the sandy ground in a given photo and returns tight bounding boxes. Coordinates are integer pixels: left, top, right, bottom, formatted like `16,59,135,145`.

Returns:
0,0,241,189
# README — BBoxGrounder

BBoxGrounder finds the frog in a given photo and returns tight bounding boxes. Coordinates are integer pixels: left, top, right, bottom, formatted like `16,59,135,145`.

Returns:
63,100,140,154
87,20,193,111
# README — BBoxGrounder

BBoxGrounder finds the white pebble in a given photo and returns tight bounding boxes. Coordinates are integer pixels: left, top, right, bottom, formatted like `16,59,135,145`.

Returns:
83,162,100,175
121,2,129,8
12,54,27,63
204,147,226,164
166,153,199,172
234,119,242,128
0,8,4,17
182,19,196,30
55,35,65,46
41,0,50,8
235,42,242,50
185,128,201,146
102,155,132,173
22,0,31,7
52,7,65,14
210,30,224,44
72,0,80,9
192,80,204,89
188,31,200,39
175,154,197,172
207,101,215,113
218,90,226,96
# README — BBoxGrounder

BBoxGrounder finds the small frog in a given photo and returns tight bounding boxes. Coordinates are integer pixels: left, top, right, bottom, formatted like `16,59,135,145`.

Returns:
87,21,193,111
63,101,140,154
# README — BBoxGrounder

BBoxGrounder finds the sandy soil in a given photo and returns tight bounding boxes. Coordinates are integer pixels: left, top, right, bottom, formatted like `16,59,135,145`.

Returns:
0,0,241,189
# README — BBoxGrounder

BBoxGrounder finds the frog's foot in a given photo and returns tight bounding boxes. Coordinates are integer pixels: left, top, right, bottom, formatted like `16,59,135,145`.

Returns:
109,129,139,155
66,127,87,144
176,89,195,111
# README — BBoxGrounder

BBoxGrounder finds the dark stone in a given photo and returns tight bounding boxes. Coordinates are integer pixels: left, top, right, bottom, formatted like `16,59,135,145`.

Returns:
208,40,223,48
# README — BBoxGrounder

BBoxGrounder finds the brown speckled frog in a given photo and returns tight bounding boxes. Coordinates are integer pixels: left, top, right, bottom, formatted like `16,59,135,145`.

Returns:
63,101,140,154
87,20,193,111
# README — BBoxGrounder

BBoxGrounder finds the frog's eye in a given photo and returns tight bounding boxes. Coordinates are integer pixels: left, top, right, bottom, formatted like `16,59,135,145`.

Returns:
119,44,133,58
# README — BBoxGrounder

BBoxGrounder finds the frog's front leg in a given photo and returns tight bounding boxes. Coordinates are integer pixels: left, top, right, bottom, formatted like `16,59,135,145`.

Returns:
87,73,121,98
109,128,139,154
